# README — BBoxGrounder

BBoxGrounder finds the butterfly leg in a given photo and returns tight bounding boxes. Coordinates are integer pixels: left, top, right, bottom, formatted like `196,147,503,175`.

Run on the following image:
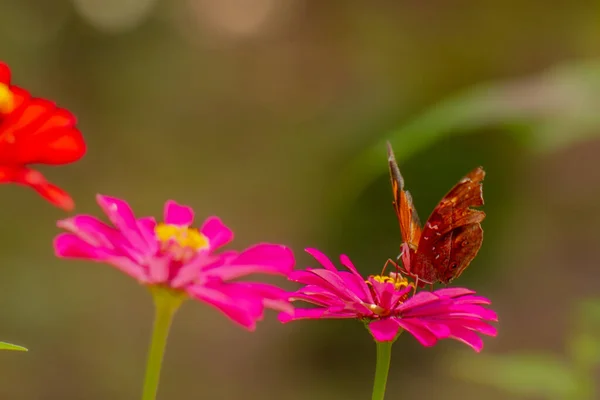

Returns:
380,258,399,275
412,276,420,295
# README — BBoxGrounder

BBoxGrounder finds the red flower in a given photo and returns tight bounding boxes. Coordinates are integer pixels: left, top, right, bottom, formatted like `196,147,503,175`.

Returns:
0,62,85,210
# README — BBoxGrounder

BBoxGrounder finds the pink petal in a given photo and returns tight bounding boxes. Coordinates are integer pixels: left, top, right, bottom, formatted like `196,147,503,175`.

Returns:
170,252,221,287
206,244,294,280
224,282,293,312
290,292,346,307
434,287,476,298
451,295,492,305
289,290,373,316
420,321,451,338
56,215,120,249
395,319,439,347
57,214,149,266
198,250,239,272
337,271,374,304
263,297,294,314
95,195,152,254
163,200,194,226
223,281,292,314
303,269,366,303
397,291,441,311
287,269,325,283
398,301,452,318
54,233,110,260
447,304,499,321
338,257,373,302
435,318,498,336
278,308,328,322
305,248,339,272
55,234,148,281
445,324,485,352
104,255,150,282
389,286,413,306
146,254,171,283
200,217,233,250
187,285,260,330
278,307,357,323
137,216,158,254
338,254,361,274
368,319,402,342
368,279,396,310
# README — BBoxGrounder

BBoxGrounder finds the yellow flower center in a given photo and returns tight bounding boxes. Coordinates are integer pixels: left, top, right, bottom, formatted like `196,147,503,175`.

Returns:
0,84,15,114
368,273,412,291
154,223,209,258
364,273,414,316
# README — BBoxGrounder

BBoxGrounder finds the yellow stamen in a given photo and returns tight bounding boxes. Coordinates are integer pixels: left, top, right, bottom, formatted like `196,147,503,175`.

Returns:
155,223,209,251
368,274,412,291
0,84,14,114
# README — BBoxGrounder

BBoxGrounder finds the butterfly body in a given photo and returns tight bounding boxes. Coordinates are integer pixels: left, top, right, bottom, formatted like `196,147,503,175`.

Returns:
387,142,485,285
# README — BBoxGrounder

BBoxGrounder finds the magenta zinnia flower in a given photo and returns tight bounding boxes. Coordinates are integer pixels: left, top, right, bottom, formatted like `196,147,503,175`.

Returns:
280,248,497,351
54,195,295,330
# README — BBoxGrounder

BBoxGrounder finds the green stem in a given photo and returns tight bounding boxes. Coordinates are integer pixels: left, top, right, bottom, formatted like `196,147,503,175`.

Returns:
141,288,184,400
371,341,393,400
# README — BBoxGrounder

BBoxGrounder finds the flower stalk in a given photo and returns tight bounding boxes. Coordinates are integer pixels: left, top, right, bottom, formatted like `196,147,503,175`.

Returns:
371,340,394,400
141,288,185,400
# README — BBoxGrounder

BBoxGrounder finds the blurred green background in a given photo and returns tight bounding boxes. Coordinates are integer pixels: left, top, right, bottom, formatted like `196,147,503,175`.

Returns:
1,1,600,399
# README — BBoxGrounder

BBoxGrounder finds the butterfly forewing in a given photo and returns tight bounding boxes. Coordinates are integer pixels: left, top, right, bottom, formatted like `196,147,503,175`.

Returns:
387,142,421,248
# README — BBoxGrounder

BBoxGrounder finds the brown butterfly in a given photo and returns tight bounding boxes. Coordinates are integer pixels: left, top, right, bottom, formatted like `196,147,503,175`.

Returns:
386,142,486,286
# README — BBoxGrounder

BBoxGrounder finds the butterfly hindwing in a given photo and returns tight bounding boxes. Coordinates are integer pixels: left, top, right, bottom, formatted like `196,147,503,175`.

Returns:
415,167,486,283
443,223,484,283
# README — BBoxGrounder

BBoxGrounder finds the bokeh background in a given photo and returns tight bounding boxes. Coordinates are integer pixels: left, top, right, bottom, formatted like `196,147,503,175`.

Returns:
1,1,600,399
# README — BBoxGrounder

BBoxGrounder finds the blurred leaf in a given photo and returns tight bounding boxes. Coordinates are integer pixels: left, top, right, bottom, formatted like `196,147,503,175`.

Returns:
569,298,600,370
451,353,578,399
568,332,600,370
339,59,600,201
0,341,27,351
577,298,600,327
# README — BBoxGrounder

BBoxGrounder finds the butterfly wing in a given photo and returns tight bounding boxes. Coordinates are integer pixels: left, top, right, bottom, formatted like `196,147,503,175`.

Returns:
414,167,486,284
387,142,422,249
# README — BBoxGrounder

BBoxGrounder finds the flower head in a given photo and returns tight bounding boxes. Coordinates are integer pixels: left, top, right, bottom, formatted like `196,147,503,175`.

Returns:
280,248,497,351
54,195,295,330
0,62,86,210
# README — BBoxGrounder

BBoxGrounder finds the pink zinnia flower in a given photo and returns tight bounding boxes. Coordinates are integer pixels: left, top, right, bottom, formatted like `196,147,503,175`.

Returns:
54,195,295,330
280,248,497,351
